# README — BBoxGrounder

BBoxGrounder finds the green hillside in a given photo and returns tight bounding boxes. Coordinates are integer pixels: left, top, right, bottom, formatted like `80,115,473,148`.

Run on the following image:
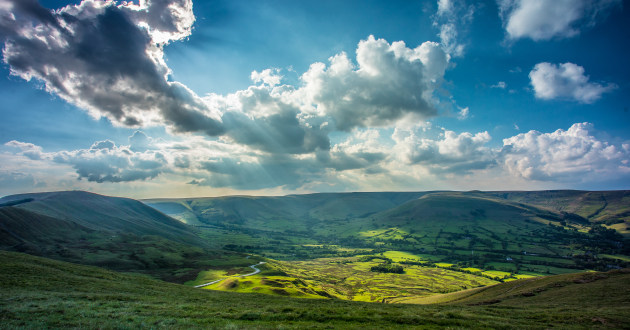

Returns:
147,191,629,275
2,251,628,328
0,191,246,282
145,192,428,228
475,190,630,234
0,191,201,244
392,268,630,310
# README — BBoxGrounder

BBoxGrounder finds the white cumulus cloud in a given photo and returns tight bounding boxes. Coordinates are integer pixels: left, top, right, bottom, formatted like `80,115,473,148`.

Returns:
501,122,630,181
297,36,449,131
529,62,616,103
392,127,495,174
498,0,622,41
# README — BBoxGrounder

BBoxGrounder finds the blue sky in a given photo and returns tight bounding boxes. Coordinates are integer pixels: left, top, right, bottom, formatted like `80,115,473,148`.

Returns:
0,0,629,198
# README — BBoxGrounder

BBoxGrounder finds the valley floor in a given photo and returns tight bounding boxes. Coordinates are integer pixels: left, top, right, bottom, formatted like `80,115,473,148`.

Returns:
2,251,629,329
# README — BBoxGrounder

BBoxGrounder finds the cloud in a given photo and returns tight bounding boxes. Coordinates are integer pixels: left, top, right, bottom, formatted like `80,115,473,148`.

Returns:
298,36,449,131
5,140,44,160
128,130,153,152
91,140,116,150
195,155,314,190
3,122,629,194
457,107,469,120
321,129,389,172
433,0,476,57
501,122,630,181
215,85,331,154
529,62,616,103
0,170,38,190
5,133,168,184
251,68,282,87
0,0,223,136
498,0,622,41
392,128,495,174
1,1,450,154
55,141,168,183
491,81,507,89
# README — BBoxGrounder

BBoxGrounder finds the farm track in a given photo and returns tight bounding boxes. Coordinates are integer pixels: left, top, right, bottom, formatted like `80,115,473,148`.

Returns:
194,262,266,288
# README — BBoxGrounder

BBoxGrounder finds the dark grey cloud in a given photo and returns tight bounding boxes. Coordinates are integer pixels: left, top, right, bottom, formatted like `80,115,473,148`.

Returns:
196,155,318,190
0,0,223,135
223,108,330,155
316,150,387,172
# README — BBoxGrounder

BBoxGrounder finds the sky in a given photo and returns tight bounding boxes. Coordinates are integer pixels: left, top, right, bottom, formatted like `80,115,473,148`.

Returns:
0,0,629,198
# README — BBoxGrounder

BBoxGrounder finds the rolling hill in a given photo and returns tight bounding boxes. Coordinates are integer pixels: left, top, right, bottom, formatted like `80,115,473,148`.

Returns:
144,191,429,228
0,191,202,244
391,268,630,309
147,191,629,274
0,191,241,282
470,190,630,234
1,250,628,328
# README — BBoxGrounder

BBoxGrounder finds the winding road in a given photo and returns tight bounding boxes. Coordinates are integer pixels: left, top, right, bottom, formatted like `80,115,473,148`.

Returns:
194,261,266,288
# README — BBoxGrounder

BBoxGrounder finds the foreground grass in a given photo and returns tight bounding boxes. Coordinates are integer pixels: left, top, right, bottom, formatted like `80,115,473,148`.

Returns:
2,251,630,328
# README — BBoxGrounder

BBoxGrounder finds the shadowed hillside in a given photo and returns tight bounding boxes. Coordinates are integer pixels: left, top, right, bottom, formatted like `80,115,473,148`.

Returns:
0,191,200,243
0,191,241,282
145,191,430,227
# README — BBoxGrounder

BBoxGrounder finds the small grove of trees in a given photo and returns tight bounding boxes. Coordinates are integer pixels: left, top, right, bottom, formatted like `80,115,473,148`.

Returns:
370,264,404,274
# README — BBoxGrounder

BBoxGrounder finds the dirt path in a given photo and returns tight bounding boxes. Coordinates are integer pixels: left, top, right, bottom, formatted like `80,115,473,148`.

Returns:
194,262,266,288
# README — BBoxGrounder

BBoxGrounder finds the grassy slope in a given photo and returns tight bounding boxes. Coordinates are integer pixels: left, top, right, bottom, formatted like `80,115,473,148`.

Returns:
0,191,246,282
0,191,201,244
478,190,630,230
365,193,568,258
144,192,429,231
2,251,629,329
373,192,558,228
393,269,630,311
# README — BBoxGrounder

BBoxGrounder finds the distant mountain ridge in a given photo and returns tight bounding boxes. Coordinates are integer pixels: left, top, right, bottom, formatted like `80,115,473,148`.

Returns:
145,190,630,233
